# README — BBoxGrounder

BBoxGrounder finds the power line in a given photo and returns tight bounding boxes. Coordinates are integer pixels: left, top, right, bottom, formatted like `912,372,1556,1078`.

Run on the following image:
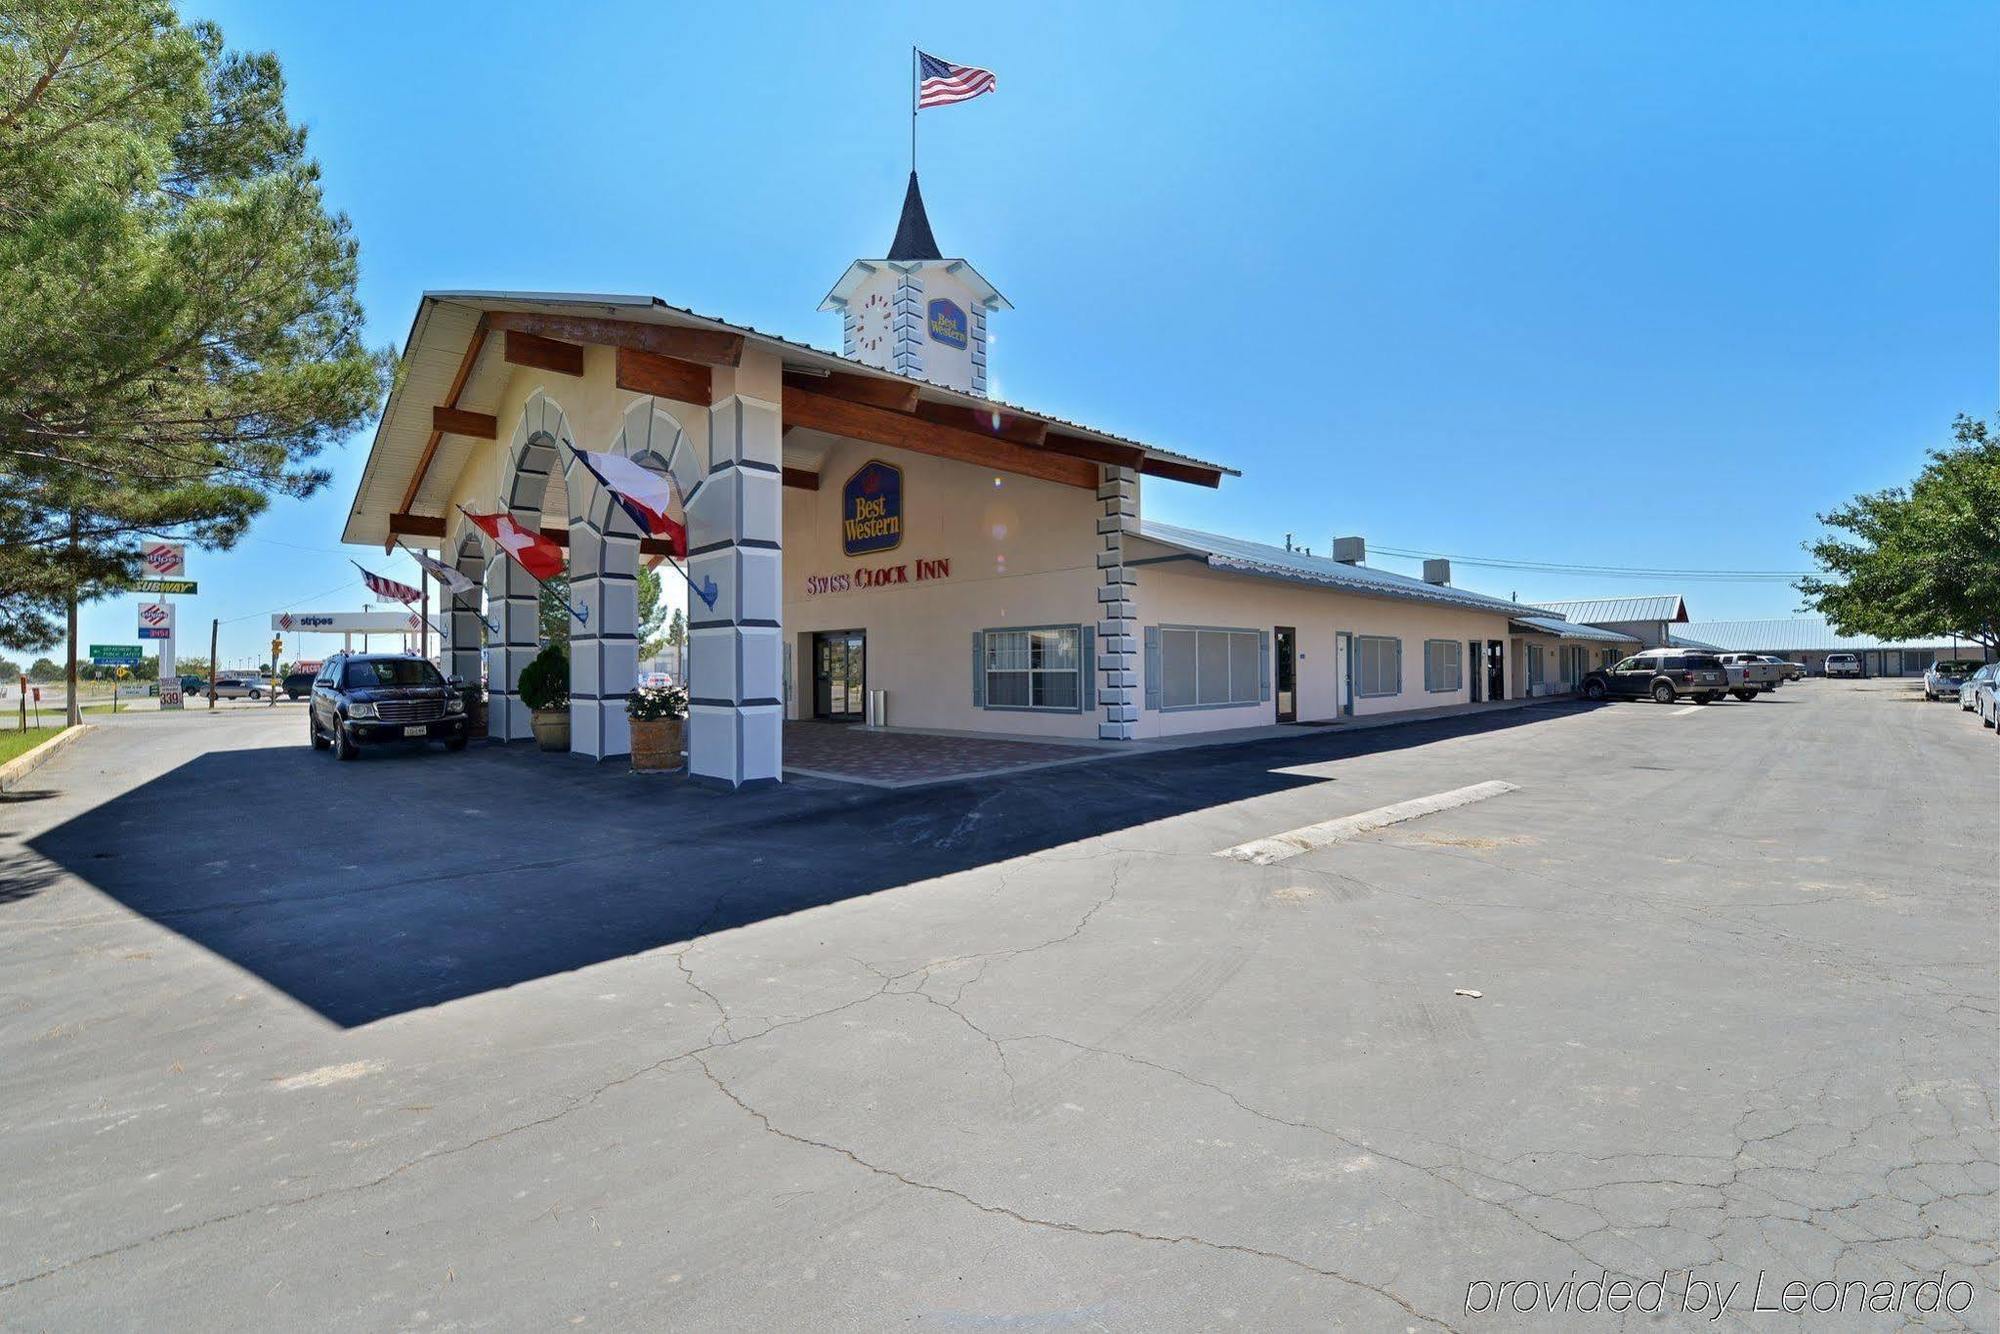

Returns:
1368,544,1815,583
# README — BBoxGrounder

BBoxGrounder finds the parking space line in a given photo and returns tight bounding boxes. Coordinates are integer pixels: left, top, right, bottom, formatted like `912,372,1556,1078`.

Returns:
1216,781,1521,866
1671,705,1704,716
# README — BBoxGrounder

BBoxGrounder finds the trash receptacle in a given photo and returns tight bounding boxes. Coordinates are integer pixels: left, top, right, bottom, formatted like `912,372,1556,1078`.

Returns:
865,688,888,727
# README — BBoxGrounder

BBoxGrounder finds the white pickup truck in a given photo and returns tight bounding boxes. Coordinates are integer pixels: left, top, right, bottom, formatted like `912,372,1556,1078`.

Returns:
1714,652,1784,700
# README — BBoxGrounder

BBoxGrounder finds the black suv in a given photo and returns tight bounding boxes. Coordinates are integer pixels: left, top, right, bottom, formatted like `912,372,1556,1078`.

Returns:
281,670,317,700
308,651,467,760
1581,650,1731,704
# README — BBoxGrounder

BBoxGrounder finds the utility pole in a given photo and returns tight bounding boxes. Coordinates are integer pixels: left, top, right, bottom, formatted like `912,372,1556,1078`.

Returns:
419,569,429,662
64,510,80,728
269,636,281,707
207,618,219,709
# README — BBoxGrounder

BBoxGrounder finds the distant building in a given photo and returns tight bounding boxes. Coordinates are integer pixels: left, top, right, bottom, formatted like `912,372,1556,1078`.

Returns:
1532,596,1690,649
1669,617,1989,677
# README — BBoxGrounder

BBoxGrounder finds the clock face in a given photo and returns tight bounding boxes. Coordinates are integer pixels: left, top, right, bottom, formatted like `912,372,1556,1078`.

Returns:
855,290,890,356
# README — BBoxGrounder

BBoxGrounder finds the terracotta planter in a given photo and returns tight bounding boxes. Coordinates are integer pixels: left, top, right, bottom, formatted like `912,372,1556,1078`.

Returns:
531,708,570,752
629,715,685,771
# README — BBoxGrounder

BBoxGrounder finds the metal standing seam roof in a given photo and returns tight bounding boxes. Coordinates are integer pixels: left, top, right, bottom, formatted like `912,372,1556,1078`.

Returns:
1532,595,1689,625
1673,619,1976,653
1136,521,1537,617
1507,615,1641,645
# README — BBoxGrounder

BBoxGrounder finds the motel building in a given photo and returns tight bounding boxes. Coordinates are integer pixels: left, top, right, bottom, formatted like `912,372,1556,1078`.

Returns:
343,174,1636,787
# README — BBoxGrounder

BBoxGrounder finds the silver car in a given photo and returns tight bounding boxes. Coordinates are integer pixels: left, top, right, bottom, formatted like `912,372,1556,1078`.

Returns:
1926,659,1982,701
1964,664,2000,729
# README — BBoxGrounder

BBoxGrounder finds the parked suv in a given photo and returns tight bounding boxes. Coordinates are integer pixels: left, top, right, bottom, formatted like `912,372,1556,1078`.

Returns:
1715,653,1782,700
281,670,317,700
1581,650,1732,704
308,651,467,760
1825,653,1863,678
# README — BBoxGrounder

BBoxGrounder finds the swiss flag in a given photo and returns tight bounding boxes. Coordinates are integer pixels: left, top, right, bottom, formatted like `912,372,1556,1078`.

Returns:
460,510,566,582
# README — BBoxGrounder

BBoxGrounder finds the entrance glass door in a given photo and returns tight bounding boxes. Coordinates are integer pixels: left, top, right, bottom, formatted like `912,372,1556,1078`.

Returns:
1274,626,1297,723
813,630,866,721
1486,640,1506,701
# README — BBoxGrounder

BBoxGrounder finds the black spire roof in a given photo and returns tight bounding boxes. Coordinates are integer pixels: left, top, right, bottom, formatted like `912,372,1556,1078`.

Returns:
886,172,943,261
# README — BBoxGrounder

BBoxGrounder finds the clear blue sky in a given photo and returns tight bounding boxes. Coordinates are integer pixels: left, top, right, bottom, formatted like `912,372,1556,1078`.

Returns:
76,1,1997,668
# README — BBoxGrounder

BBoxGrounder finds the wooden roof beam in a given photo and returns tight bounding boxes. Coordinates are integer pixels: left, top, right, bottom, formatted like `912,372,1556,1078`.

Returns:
432,405,497,439
486,310,743,366
616,347,711,404
783,369,920,413
781,385,1097,489
503,329,584,376
389,313,489,550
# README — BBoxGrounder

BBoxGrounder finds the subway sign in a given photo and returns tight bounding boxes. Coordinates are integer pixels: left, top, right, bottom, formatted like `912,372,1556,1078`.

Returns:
842,460,903,557
927,298,967,350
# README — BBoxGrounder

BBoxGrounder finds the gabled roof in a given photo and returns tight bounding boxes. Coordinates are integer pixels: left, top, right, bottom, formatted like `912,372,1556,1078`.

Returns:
1509,614,1640,645
343,291,1231,547
888,172,942,261
1674,618,1975,653
1135,521,1529,617
1534,595,1689,625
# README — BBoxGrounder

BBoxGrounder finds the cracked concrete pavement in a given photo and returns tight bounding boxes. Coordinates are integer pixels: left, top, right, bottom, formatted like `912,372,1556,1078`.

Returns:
0,679,1993,1329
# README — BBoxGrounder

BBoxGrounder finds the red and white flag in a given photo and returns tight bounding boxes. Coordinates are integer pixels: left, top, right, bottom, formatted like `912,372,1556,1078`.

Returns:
352,561,422,605
918,51,996,109
568,447,688,557
459,510,566,582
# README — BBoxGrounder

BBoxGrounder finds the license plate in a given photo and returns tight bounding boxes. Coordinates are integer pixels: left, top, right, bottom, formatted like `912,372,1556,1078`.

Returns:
402,725,428,737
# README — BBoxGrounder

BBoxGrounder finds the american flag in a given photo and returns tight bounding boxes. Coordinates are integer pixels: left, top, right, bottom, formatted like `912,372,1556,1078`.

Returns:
918,51,996,109
352,561,423,605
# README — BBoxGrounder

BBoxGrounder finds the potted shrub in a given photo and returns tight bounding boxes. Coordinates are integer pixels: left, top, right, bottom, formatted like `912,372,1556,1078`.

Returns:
627,681,689,772
517,643,570,752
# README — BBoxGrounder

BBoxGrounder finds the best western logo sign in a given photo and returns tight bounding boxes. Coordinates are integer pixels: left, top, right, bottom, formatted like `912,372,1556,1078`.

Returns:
927,298,967,351
842,460,903,557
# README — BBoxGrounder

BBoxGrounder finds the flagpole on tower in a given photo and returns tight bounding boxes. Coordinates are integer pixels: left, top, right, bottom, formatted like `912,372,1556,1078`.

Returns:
910,46,918,173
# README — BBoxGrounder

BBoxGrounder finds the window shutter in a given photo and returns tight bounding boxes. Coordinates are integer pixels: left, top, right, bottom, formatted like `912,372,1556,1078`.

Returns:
1394,640,1403,694
1080,626,1096,712
1423,642,1434,692
1258,631,1271,702
1144,626,1161,710
971,631,985,708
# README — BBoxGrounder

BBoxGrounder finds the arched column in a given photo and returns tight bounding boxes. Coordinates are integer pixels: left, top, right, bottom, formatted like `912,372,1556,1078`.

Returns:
444,524,487,692
684,394,783,788
490,390,575,741
563,398,692,759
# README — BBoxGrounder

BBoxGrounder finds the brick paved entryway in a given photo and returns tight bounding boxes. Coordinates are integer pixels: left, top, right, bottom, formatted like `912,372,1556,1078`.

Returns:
782,721,1102,788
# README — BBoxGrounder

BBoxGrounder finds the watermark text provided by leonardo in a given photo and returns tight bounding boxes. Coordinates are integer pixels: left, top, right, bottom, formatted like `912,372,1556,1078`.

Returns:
1464,1269,1975,1320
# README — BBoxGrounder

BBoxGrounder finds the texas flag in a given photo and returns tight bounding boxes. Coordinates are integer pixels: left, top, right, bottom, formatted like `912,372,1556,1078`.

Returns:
569,448,688,557
459,509,566,582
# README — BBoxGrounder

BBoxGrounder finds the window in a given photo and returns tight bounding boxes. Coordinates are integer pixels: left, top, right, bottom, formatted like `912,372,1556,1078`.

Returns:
1160,627,1262,709
1356,635,1401,697
1527,644,1545,687
1423,639,1463,693
983,627,1081,711
345,659,443,689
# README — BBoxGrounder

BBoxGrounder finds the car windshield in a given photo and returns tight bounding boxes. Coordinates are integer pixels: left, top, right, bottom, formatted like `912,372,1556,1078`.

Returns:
1937,661,1979,674
344,659,443,689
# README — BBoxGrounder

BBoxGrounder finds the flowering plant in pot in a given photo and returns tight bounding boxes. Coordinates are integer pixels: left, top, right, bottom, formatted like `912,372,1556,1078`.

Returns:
517,643,570,752
626,681,689,772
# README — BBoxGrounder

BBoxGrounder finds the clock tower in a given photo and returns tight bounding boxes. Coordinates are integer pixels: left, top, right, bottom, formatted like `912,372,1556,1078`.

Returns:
820,173,1009,396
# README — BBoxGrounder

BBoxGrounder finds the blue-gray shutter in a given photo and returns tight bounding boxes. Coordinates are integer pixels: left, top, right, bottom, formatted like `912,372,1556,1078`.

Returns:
1423,642,1435,692
1395,640,1404,694
1258,631,1271,702
1079,625,1095,712
1143,626,1161,710
971,631,985,708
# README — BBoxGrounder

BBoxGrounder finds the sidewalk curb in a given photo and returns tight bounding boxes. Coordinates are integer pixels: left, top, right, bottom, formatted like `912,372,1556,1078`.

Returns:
0,723,93,791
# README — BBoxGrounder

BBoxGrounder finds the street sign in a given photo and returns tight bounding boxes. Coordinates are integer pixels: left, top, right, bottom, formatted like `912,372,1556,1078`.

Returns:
89,644,143,665
140,541,186,577
137,602,174,639
130,578,197,595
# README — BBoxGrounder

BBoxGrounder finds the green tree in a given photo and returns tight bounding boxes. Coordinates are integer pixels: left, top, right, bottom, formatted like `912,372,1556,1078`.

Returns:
0,655,19,680
667,606,687,659
538,570,572,647
637,565,668,658
27,657,62,682
1798,414,2000,653
0,1,387,652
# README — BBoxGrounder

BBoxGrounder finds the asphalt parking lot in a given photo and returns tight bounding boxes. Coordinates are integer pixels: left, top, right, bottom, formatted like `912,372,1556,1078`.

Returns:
1,679,1993,1329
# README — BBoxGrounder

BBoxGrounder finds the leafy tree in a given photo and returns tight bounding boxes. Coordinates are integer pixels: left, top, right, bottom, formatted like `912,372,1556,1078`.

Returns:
0,655,19,679
27,657,62,682
0,1,387,651
1798,415,2000,653
637,565,668,658
538,570,572,647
